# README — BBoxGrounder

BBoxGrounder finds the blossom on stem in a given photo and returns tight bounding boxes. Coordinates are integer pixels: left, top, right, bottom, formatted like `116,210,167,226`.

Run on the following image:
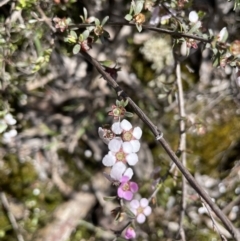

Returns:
111,119,142,152
108,104,126,119
130,198,152,224
117,176,138,201
102,138,138,167
124,227,136,239
98,127,115,144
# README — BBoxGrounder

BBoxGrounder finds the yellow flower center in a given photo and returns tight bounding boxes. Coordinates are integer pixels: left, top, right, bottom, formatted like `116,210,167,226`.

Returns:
122,182,130,191
122,131,133,141
137,206,144,214
116,150,126,162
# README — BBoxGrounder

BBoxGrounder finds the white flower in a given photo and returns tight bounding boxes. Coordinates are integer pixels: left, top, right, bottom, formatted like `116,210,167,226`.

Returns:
102,138,139,167
189,11,198,23
110,162,133,181
111,119,142,152
2,129,18,143
4,113,17,125
130,198,152,224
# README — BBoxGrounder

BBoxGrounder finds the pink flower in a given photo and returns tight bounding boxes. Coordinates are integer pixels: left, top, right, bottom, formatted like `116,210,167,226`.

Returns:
125,227,136,239
102,138,138,167
130,198,152,224
111,119,142,152
118,176,138,201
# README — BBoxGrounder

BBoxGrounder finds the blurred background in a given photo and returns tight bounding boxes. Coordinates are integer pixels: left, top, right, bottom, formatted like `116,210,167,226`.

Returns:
0,0,240,240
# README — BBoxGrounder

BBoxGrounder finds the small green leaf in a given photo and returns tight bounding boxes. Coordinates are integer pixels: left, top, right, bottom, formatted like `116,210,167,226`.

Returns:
103,196,117,201
188,21,201,34
95,18,100,26
124,206,136,219
101,16,109,26
83,7,88,20
0,121,8,133
73,44,81,54
212,53,220,67
135,1,143,14
136,24,142,32
125,14,133,21
87,26,95,32
70,30,77,39
234,0,240,10
66,18,72,24
125,112,134,118
123,99,128,107
212,48,218,55
99,60,114,66
82,30,90,40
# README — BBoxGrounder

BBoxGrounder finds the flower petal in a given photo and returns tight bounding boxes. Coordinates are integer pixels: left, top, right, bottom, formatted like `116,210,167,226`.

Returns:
120,175,130,183
108,138,122,152
140,198,149,208
124,168,133,179
112,122,123,134
110,162,126,180
121,119,132,131
132,127,142,139
136,213,146,224
189,11,198,23
117,186,125,198
126,153,138,166
125,227,136,240
130,140,140,152
102,152,116,166
98,127,109,144
122,142,133,153
130,199,139,209
130,182,138,193
143,206,152,216
122,191,133,201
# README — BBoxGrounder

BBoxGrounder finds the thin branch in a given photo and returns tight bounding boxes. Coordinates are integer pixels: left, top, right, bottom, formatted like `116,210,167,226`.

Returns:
70,22,211,43
0,192,25,241
35,4,56,33
176,61,187,241
81,51,240,241
0,0,11,7
201,197,228,241
222,195,240,215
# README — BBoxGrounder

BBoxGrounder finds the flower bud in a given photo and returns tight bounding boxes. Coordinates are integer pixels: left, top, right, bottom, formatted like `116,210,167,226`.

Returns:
189,11,199,23
125,227,136,239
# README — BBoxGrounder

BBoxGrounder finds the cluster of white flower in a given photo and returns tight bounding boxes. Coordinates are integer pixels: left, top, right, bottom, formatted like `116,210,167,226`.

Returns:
99,103,152,239
0,113,17,143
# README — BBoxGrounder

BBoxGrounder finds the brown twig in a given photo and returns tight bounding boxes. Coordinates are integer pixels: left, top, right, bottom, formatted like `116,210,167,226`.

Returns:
80,51,240,241
0,192,25,241
0,0,11,7
35,4,56,33
70,22,211,43
222,195,240,215
201,197,228,241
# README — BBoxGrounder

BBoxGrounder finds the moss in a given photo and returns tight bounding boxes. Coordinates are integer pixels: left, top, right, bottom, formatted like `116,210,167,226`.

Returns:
188,114,240,176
